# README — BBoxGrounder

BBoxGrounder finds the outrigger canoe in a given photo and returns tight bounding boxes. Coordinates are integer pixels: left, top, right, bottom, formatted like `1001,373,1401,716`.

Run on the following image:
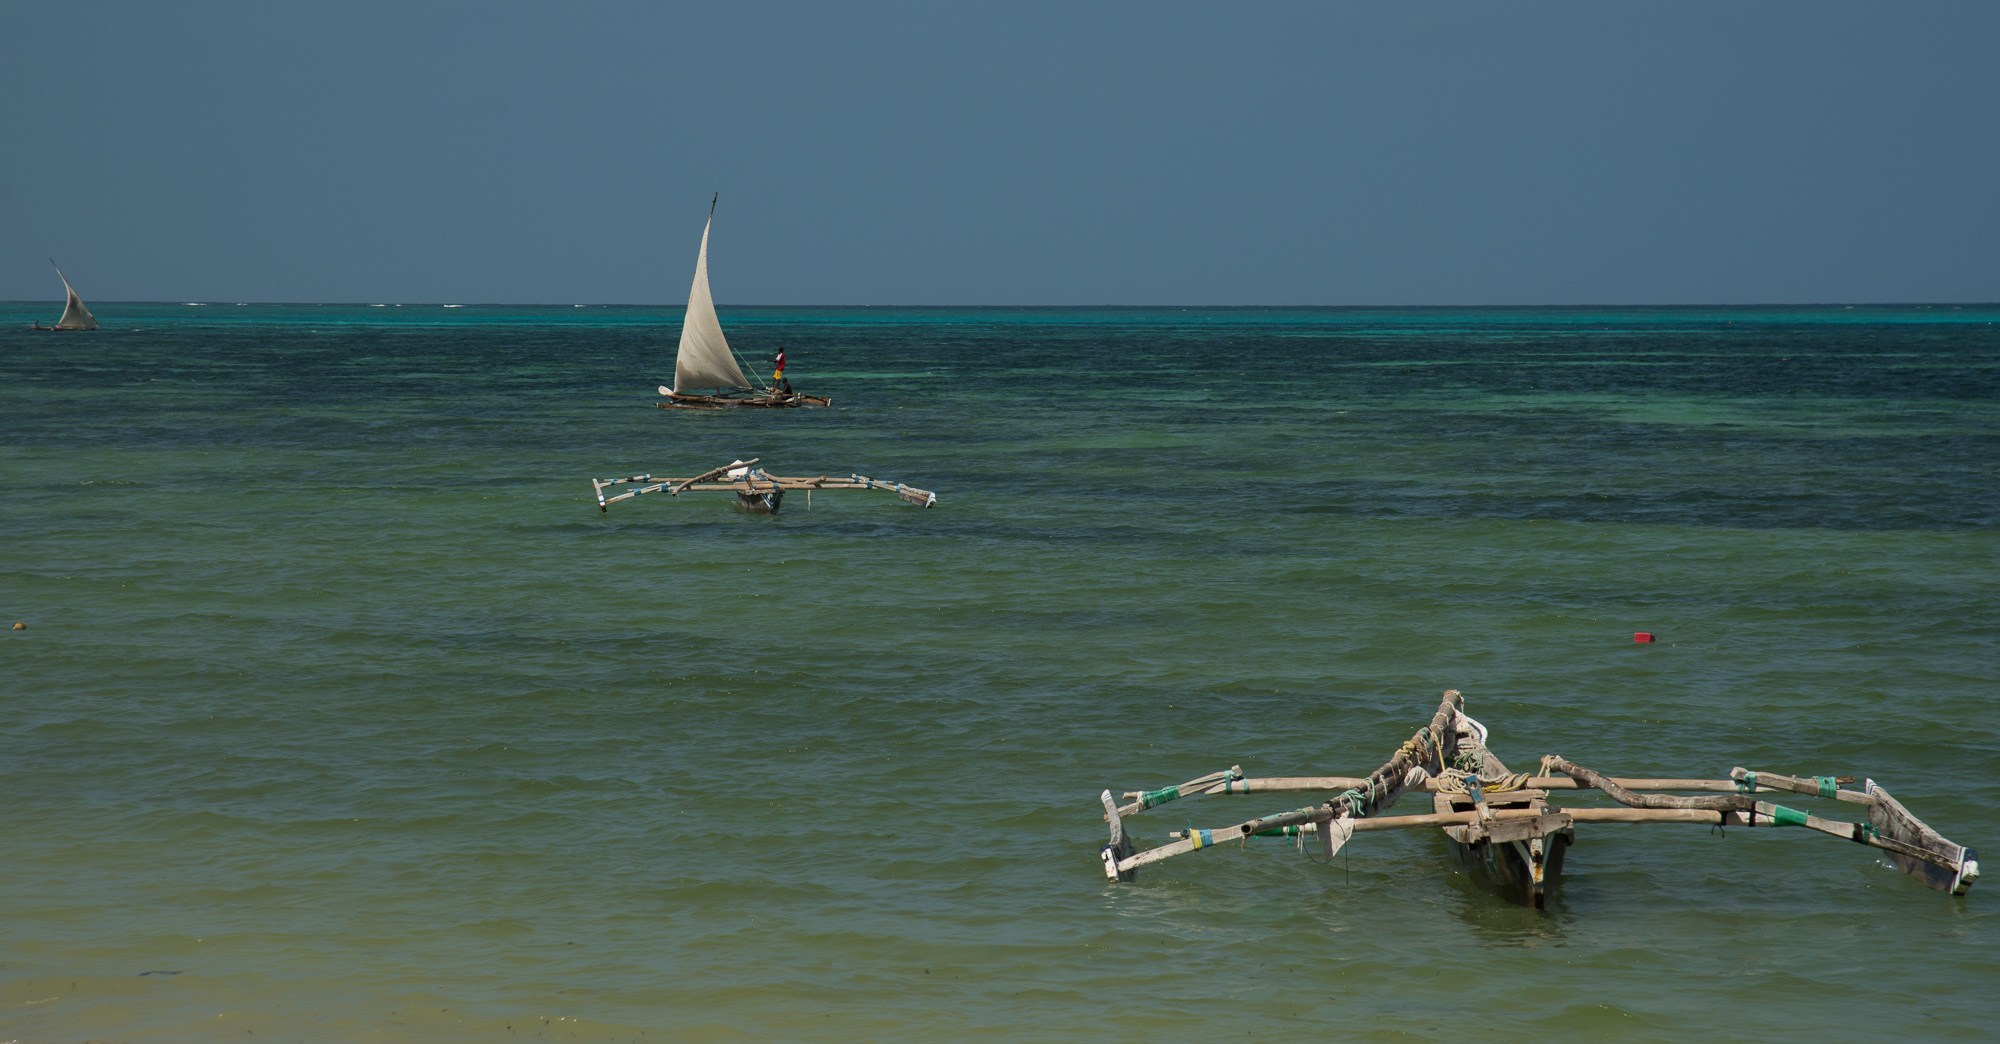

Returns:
1098,690,1976,908
593,458,935,515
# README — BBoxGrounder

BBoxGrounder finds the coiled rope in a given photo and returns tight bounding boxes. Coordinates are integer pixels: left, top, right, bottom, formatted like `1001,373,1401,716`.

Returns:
1428,715,1556,795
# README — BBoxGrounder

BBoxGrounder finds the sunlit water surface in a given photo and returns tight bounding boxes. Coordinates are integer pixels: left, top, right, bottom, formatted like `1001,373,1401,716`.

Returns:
2,303,1996,1042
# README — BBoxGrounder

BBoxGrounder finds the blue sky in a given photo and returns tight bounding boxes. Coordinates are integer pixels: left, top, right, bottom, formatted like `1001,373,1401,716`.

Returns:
3,2,1995,305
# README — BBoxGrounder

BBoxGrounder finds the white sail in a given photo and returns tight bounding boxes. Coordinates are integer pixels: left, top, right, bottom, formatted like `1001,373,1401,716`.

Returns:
672,202,749,393
51,260,98,331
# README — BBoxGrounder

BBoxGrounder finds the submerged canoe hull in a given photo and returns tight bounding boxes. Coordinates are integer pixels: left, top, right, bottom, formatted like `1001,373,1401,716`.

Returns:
735,489,784,514
1441,824,1571,909
1434,759,1574,909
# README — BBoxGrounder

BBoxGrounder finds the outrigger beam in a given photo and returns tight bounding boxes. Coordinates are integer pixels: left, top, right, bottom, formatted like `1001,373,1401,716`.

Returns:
1111,771,1872,810
1162,802,1968,875
1101,690,1465,880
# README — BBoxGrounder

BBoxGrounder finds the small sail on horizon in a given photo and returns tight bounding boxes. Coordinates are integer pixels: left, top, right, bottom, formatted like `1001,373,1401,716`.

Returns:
672,196,750,394
50,259,99,330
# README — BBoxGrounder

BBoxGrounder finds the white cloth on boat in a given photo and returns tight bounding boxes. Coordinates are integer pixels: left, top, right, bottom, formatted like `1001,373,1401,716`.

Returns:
52,264,98,330
1318,816,1355,862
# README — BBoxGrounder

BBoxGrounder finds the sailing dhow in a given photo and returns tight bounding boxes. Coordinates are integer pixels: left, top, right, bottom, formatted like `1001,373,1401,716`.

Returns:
46,259,99,331
657,196,827,409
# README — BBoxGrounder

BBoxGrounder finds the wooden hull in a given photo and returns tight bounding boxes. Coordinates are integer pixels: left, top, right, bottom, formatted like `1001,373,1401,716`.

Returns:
735,489,784,514
658,392,830,410
1440,821,1571,909
1434,751,1574,909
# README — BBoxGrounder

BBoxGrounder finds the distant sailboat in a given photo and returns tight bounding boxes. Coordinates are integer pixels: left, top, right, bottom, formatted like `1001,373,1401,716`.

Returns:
47,259,99,331
657,196,827,409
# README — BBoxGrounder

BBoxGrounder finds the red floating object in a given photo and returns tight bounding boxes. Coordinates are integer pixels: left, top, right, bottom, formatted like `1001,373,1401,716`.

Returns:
1634,632,1656,643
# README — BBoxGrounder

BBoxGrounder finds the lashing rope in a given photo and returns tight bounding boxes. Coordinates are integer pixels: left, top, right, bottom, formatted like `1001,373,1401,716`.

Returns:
1428,719,1542,794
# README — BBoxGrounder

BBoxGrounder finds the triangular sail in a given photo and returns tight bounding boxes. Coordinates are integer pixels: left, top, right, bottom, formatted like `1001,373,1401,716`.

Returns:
672,201,749,393
51,260,98,331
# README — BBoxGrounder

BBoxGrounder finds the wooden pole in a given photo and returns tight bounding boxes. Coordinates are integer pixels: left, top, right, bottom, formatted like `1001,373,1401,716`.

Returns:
1127,774,1876,802
1730,767,1868,804
1548,758,1752,812
673,458,758,495
1131,803,1961,876
1109,766,1243,819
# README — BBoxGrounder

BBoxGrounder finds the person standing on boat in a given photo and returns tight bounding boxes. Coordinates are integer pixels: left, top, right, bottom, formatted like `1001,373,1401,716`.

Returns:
771,350,791,393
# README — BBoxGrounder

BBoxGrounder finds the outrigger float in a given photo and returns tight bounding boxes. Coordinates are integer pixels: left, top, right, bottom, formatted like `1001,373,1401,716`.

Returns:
593,458,936,515
1098,690,1976,908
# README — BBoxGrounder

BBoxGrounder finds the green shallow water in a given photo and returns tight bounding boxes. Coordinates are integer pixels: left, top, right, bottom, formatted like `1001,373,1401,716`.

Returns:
2,303,1997,1042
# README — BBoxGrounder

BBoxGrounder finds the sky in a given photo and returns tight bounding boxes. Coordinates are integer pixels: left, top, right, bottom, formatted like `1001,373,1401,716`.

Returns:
2,2,1995,306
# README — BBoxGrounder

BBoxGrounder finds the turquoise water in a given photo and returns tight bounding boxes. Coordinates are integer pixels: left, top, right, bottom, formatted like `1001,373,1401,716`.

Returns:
2,303,1996,1042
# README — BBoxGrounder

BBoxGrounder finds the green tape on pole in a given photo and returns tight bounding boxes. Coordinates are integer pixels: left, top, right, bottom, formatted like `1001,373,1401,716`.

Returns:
1139,785,1180,810
1738,771,1758,793
1816,776,1837,799
1771,805,1809,827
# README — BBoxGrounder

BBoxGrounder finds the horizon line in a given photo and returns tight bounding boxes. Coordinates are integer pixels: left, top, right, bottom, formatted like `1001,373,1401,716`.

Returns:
4,299,1998,310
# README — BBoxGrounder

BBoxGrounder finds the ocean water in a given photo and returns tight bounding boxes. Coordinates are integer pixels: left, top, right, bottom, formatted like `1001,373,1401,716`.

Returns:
2,302,1996,1043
